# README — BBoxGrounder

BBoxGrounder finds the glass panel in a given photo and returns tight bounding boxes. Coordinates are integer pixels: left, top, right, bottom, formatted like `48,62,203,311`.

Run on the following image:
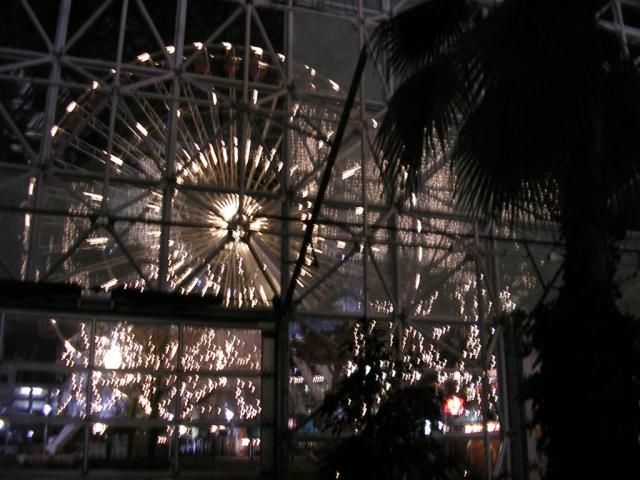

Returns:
0,422,85,472
178,424,261,473
87,426,171,471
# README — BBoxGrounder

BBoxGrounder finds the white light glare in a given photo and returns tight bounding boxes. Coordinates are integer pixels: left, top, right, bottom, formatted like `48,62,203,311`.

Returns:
135,122,148,137
424,419,432,436
93,423,107,435
87,237,109,245
99,277,117,291
27,177,36,196
103,344,122,369
83,192,103,202
225,408,235,422
341,165,360,180
109,154,123,166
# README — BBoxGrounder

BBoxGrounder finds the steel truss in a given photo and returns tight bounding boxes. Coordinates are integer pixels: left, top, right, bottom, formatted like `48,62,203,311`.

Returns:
0,1,639,479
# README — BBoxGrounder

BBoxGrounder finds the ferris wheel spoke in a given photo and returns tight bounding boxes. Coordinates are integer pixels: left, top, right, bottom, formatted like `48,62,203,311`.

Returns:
69,133,152,179
259,95,280,143
255,89,287,109
193,106,241,189
250,235,281,276
106,224,151,285
41,224,97,282
297,114,333,145
176,235,228,291
109,187,158,215
129,94,170,143
290,135,328,193
120,70,174,96
53,96,111,158
45,41,350,310
246,115,284,190
246,237,278,297
407,253,470,315
59,57,106,94
116,101,166,173
175,187,224,220
205,119,226,185
254,108,330,147
42,173,102,213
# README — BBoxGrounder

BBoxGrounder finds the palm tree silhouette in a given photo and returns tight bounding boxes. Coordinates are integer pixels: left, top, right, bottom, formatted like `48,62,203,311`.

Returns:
373,0,640,477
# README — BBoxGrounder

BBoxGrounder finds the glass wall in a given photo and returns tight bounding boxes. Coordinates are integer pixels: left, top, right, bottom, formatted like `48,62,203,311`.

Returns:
0,310,264,476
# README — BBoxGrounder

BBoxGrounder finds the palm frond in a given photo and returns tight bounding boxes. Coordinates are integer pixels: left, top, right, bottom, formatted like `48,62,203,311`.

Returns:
449,1,602,223
372,0,482,79
374,55,465,198
602,55,640,232
452,83,558,224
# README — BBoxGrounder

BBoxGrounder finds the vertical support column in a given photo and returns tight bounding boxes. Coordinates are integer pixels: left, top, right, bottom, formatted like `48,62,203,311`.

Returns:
82,317,97,475
273,3,294,478
379,0,403,363
487,236,512,479
172,322,185,475
239,2,252,215
358,0,369,322
498,288,528,479
487,233,528,480
390,180,402,357
260,328,277,475
25,0,72,281
158,0,188,291
275,307,291,480
474,224,493,480
100,0,129,214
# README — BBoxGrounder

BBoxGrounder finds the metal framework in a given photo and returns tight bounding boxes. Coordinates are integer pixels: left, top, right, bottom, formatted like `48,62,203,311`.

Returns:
0,1,639,479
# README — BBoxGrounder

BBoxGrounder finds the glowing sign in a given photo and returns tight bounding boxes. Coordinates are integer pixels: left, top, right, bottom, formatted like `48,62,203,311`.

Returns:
444,395,464,416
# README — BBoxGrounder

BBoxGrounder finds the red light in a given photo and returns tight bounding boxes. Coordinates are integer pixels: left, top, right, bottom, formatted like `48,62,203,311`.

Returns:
444,395,464,416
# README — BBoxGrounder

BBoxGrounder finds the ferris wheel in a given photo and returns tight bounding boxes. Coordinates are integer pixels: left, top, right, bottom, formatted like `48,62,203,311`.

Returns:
34,41,352,309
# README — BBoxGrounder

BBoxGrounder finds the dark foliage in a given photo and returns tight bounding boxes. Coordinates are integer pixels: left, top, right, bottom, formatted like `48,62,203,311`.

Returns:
373,0,640,477
317,321,464,480
321,385,461,480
